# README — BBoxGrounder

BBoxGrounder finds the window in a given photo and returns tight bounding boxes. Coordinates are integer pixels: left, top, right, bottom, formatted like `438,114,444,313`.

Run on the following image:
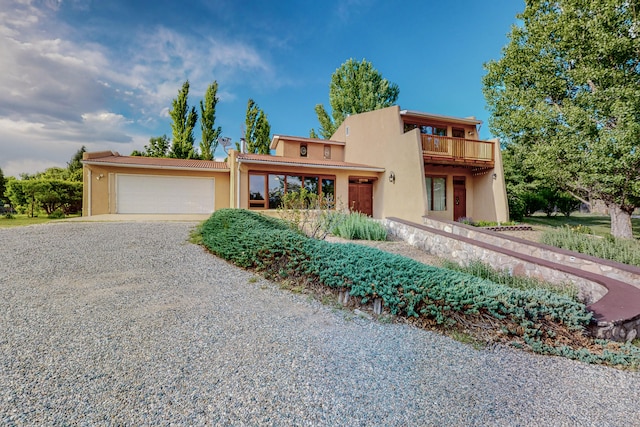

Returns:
268,174,285,209
286,175,302,193
425,176,446,211
420,125,447,136
323,145,331,159
452,128,465,138
249,172,335,209
249,174,266,208
404,123,418,133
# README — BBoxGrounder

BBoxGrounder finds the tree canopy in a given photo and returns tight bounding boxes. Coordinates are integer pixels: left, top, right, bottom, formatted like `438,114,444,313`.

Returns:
244,99,271,154
132,135,171,158
312,58,400,139
200,81,222,160
483,0,640,238
169,80,199,159
66,146,86,180
0,167,5,205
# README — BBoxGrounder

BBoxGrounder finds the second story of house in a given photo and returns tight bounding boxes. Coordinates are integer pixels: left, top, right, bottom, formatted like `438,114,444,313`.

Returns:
270,135,346,162
400,110,494,168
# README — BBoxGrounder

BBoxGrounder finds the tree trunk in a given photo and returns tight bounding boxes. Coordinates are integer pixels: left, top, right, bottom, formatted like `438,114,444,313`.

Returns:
609,204,634,239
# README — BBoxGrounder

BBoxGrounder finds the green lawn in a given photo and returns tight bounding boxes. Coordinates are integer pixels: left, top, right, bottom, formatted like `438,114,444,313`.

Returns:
522,212,640,239
0,214,78,228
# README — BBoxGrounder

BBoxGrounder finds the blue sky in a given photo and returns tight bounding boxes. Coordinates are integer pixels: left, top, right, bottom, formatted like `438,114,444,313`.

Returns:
0,0,524,177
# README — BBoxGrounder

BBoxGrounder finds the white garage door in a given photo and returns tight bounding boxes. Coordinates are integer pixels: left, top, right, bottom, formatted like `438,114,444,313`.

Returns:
116,174,215,214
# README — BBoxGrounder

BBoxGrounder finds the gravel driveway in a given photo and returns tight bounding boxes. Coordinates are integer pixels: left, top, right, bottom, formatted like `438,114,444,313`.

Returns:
1,221,639,426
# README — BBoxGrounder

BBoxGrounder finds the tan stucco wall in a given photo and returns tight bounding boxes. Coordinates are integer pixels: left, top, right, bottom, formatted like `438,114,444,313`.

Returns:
275,139,345,161
332,106,427,223
331,106,510,223
469,139,508,222
82,164,230,216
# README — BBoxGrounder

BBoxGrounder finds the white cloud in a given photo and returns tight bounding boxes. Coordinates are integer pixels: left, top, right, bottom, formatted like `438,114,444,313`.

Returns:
0,0,277,175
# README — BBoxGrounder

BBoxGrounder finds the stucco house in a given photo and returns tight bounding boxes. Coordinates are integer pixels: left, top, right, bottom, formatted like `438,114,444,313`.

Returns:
82,105,509,222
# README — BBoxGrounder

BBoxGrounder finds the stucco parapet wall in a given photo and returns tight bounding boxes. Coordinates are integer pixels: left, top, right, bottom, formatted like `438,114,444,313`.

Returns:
422,217,640,291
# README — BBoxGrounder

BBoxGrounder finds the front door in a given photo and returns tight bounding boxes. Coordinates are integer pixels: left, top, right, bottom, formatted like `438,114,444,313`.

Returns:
349,182,373,216
453,177,466,221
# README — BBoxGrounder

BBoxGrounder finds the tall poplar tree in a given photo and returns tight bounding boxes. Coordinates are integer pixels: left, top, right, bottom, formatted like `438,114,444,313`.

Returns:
0,167,5,205
312,58,399,139
199,81,222,160
169,80,198,159
483,0,640,238
245,99,271,154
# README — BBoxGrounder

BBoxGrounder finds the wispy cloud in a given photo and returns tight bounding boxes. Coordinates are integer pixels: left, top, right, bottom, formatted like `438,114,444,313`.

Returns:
0,0,275,175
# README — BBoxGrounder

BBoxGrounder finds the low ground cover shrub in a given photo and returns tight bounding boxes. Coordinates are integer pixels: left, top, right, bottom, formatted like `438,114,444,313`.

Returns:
541,226,640,267
200,209,640,368
455,218,518,227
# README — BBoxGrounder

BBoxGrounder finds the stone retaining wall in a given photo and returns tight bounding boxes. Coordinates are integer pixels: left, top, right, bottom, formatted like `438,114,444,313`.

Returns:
384,218,607,304
384,217,640,342
423,217,640,291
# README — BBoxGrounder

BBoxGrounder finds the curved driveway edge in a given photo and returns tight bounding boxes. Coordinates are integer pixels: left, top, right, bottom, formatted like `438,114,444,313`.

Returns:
0,222,638,425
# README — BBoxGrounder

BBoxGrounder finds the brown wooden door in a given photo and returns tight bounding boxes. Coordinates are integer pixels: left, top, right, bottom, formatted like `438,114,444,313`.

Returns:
453,177,466,221
349,182,373,216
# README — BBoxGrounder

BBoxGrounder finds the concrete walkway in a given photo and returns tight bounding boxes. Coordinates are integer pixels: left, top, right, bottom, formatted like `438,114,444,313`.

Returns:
63,214,211,222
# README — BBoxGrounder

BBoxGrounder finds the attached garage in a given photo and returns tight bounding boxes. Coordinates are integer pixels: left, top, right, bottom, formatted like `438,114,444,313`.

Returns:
82,152,231,216
116,174,215,214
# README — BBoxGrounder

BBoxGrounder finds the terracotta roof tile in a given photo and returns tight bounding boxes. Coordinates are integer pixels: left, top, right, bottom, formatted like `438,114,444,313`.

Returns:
236,153,384,171
82,152,228,170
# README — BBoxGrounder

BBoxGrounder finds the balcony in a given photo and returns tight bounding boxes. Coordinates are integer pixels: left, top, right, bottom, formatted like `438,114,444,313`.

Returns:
421,134,494,167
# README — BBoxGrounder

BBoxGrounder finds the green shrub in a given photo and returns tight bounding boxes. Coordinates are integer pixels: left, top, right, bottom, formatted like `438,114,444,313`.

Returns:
277,188,337,239
473,220,518,227
199,209,640,367
508,194,526,221
556,193,580,217
330,211,387,241
442,260,579,301
541,226,640,267
47,209,66,219
457,217,475,226
521,191,547,216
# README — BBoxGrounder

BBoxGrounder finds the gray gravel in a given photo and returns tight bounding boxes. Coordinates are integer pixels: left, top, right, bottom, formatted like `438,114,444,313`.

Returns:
1,221,639,426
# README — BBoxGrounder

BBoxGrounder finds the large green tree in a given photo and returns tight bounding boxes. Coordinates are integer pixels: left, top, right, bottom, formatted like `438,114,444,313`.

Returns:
312,58,400,139
170,80,199,159
0,167,5,205
244,99,271,154
66,145,86,181
200,81,222,160
132,135,171,158
483,0,640,238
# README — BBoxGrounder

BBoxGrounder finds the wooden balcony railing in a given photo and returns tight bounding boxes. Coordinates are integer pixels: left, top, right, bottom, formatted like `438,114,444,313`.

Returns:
421,134,494,166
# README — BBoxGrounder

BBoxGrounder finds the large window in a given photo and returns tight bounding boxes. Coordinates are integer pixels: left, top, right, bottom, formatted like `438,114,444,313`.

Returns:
420,125,447,136
425,176,446,211
249,172,335,209
404,122,448,136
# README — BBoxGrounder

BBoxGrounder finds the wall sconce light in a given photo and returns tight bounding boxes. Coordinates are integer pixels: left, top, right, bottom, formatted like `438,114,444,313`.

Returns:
96,173,104,181
492,173,497,180
389,171,396,184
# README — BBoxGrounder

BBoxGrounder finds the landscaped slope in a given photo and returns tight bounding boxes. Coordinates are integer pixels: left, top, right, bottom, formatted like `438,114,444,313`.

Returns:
200,209,640,368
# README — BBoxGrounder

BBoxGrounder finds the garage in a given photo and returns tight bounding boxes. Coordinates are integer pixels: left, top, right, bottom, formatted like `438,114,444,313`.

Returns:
116,174,215,214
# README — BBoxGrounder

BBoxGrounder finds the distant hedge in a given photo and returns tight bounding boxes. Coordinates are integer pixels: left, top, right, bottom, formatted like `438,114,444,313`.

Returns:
200,209,640,367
